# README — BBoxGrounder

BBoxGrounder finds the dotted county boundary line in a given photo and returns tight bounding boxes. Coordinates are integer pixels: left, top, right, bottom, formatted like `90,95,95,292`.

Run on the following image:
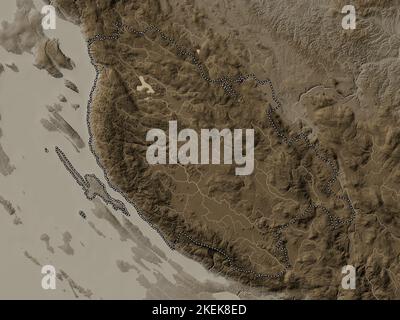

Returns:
80,21,356,280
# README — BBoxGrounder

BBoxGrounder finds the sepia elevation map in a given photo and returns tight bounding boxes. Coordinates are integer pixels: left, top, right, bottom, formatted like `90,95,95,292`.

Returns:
0,0,400,300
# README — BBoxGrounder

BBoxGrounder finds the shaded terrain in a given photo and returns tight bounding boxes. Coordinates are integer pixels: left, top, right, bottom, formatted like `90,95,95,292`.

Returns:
50,0,400,299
